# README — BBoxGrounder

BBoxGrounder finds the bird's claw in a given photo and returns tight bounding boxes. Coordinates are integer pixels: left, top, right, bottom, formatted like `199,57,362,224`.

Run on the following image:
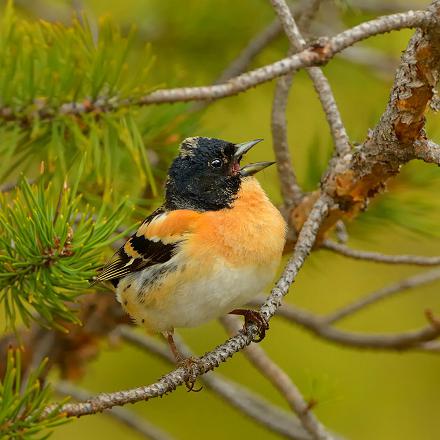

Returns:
177,356,204,392
243,310,269,343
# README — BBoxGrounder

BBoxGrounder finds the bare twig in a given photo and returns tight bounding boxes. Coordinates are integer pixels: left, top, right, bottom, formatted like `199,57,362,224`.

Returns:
41,195,329,418
221,316,334,440
322,239,440,266
325,269,440,324
272,68,303,207
270,0,350,156
118,327,315,440
54,381,174,440
271,0,323,208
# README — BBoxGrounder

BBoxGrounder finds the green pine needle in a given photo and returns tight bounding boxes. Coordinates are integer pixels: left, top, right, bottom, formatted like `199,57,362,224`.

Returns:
0,349,69,439
0,175,129,330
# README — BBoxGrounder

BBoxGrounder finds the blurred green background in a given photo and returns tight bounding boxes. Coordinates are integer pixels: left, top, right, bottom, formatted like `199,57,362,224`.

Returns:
5,0,440,439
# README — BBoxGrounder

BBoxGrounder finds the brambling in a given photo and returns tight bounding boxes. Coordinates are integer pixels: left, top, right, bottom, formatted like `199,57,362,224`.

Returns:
97,137,286,365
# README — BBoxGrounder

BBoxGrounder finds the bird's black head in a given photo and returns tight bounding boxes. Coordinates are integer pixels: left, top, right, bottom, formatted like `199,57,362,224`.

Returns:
165,137,274,211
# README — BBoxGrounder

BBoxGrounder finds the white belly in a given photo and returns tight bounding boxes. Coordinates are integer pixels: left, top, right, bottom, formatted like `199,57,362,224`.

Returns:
164,261,277,328
117,258,278,333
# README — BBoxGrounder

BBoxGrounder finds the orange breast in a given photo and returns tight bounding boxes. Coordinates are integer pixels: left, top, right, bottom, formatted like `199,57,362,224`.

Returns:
184,178,286,267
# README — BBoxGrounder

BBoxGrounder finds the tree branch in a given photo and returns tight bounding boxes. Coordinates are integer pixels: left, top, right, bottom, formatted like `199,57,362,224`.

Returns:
414,139,440,164
221,316,334,440
1,10,433,124
271,0,323,208
214,19,282,84
272,69,303,208
249,297,440,351
291,1,440,238
118,327,315,440
270,0,350,156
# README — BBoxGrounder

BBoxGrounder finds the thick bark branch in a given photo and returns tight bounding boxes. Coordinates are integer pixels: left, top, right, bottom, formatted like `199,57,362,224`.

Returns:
291,2,440,237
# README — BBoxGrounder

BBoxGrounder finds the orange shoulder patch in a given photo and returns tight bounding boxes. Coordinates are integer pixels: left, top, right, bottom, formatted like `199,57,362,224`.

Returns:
138,210,201,243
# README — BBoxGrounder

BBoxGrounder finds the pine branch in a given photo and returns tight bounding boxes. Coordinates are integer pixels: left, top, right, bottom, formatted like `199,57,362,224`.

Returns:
0,176,128,329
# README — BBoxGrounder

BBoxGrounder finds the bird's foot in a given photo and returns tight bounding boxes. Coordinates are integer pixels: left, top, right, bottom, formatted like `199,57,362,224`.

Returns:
229,309,269,343
177,356,204,392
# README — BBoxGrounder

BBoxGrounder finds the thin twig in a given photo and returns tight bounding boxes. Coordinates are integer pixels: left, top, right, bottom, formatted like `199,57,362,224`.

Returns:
118,327,315,440
270,0,350,156
270,0,320,208
325,269,440,324
270,0,324,208
272,67,303,207
221,316,334,440
54,381,174,440
322,239,440,266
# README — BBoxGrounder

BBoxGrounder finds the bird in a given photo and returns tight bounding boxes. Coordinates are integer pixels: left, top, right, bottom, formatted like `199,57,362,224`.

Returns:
96,136,286,372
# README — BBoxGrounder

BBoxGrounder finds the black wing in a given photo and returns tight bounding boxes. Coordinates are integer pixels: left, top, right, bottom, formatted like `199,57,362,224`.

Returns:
95,207,178,285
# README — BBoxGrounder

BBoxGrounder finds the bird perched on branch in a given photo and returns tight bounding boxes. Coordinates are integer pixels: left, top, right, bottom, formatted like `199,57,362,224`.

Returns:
97,137,286,373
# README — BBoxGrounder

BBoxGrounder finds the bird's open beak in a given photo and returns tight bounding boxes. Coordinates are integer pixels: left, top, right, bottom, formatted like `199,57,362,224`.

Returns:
234,139,275,177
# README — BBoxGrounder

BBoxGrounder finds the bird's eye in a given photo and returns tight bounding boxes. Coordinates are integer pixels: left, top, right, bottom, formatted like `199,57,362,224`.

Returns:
210,158,222,168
